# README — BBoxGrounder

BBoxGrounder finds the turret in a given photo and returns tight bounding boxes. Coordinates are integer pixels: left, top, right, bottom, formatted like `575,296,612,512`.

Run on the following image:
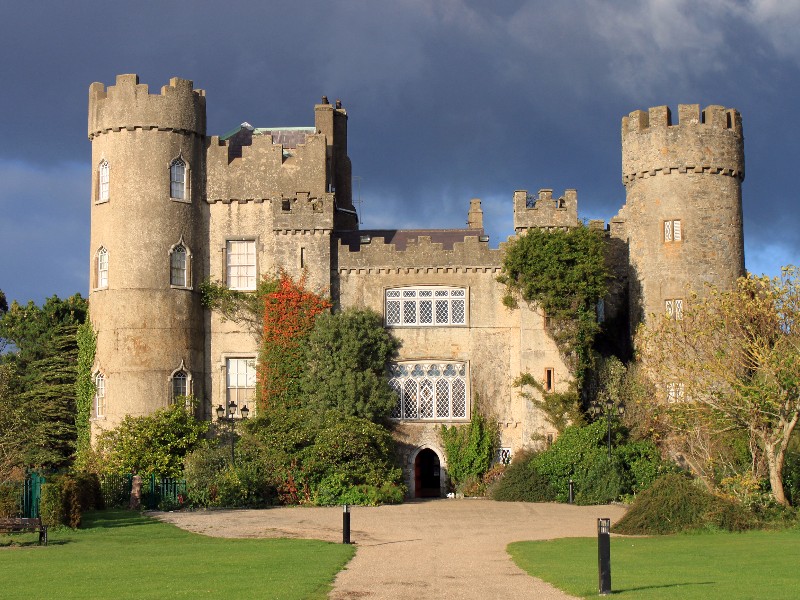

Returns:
88,75,207,436
616,104,745,324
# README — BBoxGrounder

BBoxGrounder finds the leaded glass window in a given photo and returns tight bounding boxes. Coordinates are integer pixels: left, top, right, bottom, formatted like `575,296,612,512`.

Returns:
172,370,188,401
170,157,186,199
97,247,108,288
94,373,106,417
171,244,187,287
98,160,109,202
388,361,469,420
384,287,467,327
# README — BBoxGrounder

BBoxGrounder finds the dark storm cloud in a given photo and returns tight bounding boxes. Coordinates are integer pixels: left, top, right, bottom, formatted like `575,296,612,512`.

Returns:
1,1,798,304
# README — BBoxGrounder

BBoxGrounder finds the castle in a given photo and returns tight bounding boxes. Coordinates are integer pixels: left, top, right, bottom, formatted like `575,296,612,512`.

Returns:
87,74,745,497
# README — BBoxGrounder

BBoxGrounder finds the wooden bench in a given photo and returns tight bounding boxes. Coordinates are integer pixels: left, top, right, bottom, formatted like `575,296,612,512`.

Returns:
0,517,48,545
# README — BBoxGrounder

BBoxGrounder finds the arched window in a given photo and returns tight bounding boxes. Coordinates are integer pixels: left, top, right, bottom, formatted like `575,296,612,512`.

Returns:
170,157,187,200
170,244,187,287
94,372,106,417
172,370,188,401
388,361,469,420
97,247,108,289
98,160,109,202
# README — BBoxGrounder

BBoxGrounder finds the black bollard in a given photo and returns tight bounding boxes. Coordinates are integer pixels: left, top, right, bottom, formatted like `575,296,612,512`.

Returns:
597,518,611,595
568,479,574,504
342,504,351,544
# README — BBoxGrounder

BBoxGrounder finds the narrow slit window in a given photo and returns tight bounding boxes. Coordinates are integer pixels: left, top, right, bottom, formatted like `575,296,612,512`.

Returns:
545,368,554,392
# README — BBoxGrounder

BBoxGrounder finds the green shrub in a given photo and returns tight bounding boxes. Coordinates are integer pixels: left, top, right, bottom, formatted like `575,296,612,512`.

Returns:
240,408,405,506
94,403,208,478
613,473,756,535
491,452,557,502
74,472,104,511
39,475,81,528
0,482,21,517
440,410,498,492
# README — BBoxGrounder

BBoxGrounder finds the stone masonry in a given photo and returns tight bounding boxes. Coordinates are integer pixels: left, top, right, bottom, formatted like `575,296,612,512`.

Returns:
87,74,745,497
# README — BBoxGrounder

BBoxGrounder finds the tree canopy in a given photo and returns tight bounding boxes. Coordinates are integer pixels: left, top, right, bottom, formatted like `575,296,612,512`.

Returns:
639,267,800,505
301,308,400,422
0,294,88,473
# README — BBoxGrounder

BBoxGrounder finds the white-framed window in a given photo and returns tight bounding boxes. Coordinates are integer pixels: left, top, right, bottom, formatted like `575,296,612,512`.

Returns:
226,357,256,416
385,287,467,327
388,361,469,420
172,370,188,401
496,447,512,465
226,240,257,291
667,382,685,403
170,157,187,200
664,219,682,242
97,246,109,289
665,298,683,320
98,160,109,203
94,372,106,418
170,244,188,287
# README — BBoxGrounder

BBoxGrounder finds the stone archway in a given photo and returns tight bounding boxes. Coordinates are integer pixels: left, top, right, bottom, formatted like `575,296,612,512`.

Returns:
414,448,442,498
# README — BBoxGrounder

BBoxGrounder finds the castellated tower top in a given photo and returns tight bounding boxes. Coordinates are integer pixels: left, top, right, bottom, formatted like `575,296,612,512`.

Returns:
88,74,206,139
621,104,744,187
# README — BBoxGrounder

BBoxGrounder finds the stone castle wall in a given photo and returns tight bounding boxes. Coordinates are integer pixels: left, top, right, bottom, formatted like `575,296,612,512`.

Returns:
615,104,745,324
87,75,747,495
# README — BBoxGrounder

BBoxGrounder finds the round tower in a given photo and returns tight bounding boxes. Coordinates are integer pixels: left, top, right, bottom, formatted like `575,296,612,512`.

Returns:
88,74,207,436
619,104,745,324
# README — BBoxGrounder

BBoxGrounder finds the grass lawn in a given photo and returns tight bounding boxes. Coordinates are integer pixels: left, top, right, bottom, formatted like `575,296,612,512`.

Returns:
508,529,800,599
0,509,354,599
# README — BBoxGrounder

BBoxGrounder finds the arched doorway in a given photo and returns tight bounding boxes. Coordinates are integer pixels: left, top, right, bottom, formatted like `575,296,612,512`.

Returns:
414,448,441,498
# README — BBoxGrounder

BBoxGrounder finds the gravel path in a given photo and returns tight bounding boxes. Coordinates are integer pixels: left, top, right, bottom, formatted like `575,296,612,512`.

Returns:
156,499,626,599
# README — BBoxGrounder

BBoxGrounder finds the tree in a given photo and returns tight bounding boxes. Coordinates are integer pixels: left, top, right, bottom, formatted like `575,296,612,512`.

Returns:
498,225,608,385
0,294,87,471
301,308,399,422
639,267,800,505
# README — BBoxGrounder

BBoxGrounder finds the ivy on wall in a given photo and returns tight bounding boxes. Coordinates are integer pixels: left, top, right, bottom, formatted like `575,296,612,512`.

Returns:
258,272,332,411
498,225,608,385
74,319,96,467
439,409,498,491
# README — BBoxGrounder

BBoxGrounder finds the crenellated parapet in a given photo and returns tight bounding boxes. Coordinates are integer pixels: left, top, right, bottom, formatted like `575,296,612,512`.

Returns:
621,104,744,186
205,129,328,204
337,233,504,274
513,189,579,233
88,74,206,139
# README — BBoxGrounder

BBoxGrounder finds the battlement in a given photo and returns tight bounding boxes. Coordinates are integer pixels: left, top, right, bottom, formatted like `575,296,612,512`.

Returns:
622,104,745,186
337,231,503,273
513,189,579,232
622,104,742,136
89,74,206,139
206,129,328,203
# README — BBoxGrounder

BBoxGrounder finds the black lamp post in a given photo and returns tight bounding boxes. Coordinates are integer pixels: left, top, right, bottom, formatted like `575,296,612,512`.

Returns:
216,400,249,464
589,398,624,460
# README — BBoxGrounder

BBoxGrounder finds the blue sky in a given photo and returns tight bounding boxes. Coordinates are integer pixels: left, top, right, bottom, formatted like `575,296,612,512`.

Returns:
1,1,798,305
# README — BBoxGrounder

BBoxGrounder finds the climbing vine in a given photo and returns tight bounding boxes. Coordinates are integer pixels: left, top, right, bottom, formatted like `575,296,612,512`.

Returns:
498,225,608,385
74,318,96,468
439,408,498,491
258,272,332,411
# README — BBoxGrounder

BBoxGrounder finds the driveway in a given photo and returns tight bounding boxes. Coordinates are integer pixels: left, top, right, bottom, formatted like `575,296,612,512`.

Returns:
157,499,626,599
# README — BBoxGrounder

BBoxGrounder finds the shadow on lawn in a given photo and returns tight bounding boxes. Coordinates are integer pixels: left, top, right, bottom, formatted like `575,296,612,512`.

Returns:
81,509,160,530
614,581,715,594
